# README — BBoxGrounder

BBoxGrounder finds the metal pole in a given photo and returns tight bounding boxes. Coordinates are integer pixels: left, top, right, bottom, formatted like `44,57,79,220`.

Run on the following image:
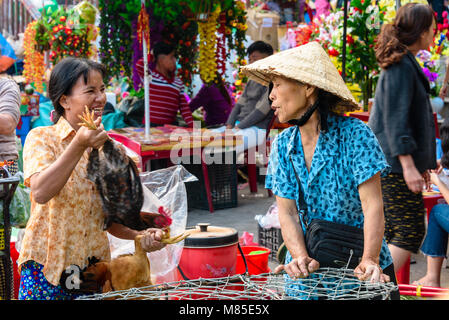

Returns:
141,0,151,141
342,0,348,82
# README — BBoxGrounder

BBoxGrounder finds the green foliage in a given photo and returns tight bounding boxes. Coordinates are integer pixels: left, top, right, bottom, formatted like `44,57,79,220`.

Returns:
331,0,386,108
33,5,97,65
98,0,138,80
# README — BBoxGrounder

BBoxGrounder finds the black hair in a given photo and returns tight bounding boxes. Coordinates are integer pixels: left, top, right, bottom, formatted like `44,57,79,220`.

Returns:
48,57,106,124
375,3,435,69
153,41,176,62
440,117,449,168
247,41,274,56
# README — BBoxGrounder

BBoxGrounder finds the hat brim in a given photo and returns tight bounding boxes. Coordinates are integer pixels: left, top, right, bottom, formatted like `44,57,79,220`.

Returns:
241,42,360,113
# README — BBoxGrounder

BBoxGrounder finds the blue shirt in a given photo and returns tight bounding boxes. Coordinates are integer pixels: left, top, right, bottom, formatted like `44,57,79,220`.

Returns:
266,114,393,269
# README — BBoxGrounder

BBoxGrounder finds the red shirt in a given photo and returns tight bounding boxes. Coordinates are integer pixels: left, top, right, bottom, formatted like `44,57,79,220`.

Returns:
136,59,193,127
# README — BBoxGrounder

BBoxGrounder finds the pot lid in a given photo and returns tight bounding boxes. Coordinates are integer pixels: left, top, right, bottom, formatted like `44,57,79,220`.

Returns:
184,223,238,247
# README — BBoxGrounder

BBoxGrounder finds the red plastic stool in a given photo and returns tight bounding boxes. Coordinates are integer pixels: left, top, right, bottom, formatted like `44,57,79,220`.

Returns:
10,242,20,299
396,256,410,284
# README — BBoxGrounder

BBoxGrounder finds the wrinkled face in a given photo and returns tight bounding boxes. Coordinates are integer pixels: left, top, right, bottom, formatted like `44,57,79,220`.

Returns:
156,51,177,74
60,70,106,130
269,76,315,123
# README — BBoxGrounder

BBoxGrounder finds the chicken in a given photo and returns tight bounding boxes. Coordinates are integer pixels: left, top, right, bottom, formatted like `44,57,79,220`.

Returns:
82,232,189,293
78,106,147,230
139,206,173,230
82,235,151,292
78,108,189,293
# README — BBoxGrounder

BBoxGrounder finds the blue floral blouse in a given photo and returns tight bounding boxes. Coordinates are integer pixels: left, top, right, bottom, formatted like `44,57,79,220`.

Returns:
266,113,393,269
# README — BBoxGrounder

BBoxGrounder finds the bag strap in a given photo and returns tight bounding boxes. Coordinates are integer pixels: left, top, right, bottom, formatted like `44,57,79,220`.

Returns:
288,154,309,228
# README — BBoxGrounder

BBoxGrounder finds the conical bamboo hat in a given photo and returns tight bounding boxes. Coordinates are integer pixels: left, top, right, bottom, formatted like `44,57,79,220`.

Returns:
241,41,359,113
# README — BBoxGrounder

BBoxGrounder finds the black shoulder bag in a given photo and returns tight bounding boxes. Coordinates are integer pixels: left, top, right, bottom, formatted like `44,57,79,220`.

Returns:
288,155,365,269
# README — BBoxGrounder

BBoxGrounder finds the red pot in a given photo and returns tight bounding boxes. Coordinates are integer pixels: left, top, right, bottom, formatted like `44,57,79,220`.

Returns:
178,223,238,280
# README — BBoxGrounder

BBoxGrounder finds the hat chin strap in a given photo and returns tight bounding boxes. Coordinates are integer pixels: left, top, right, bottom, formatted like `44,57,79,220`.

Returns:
288,100,320,127
288,99,329,132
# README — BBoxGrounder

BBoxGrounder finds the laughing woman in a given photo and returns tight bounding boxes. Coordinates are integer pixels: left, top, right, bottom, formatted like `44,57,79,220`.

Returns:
17,58,165,300
242,42,399,299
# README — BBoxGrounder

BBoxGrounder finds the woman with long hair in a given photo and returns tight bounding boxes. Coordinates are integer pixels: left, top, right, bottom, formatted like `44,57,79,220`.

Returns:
368,3,437,276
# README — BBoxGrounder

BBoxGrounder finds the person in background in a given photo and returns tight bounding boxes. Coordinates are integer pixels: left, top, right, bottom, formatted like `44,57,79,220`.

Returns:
136,41,194,128
0,73,20,175
413,117,449,287
369,3,437,277
224,40,274,153
17,57,166,300
189,72,234,127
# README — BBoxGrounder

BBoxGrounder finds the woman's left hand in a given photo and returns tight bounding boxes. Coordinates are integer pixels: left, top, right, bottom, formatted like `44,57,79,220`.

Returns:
354,258,390,283
139,228,166,252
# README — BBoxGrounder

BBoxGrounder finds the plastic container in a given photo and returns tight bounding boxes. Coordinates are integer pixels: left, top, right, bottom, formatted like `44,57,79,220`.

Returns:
16,115,32,145
184,151,238,210
236,245,271,275
258,225,284,261
177,223,239,280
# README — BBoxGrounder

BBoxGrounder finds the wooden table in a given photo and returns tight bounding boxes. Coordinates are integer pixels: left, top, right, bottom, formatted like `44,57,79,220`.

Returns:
107,125,243,213
348,111,370,122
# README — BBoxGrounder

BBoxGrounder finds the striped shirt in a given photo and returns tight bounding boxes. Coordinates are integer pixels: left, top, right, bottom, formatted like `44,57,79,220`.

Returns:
136,60,193,127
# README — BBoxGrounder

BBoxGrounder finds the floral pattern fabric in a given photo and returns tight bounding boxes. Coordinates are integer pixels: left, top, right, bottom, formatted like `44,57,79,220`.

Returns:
265,114,393,269
17,117,110,287
18,260,84,300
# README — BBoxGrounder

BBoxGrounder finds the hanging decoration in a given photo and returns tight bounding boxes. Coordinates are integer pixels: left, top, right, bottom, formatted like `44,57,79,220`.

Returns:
198,5,220,84
216,11,227,78
224,0,248,102
22,21,45,93
137,3,150,56
98,0,140,80
33,3,98,65
175,15,198,91
96,0,247,92
225,0,247,67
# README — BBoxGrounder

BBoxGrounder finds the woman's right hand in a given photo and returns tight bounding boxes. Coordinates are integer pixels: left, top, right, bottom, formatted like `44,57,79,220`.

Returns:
74,117,109,150
402,165,425,193
274,255,320,279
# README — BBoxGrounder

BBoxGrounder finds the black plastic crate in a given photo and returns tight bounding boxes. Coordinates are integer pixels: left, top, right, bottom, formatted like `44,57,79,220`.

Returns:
182,150,238,210
258,225,284,261
0,256,13,300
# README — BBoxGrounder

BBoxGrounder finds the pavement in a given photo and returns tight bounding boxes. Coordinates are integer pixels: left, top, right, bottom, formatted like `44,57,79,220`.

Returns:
186,182,449,295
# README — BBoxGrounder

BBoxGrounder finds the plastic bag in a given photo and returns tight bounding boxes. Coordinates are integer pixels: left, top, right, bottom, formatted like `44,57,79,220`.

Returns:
239,231,258,246
255,201,280,229
0,171,30,228
107,165,197,284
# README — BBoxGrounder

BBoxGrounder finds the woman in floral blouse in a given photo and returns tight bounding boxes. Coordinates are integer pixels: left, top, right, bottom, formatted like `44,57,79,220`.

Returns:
17,57,165,300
